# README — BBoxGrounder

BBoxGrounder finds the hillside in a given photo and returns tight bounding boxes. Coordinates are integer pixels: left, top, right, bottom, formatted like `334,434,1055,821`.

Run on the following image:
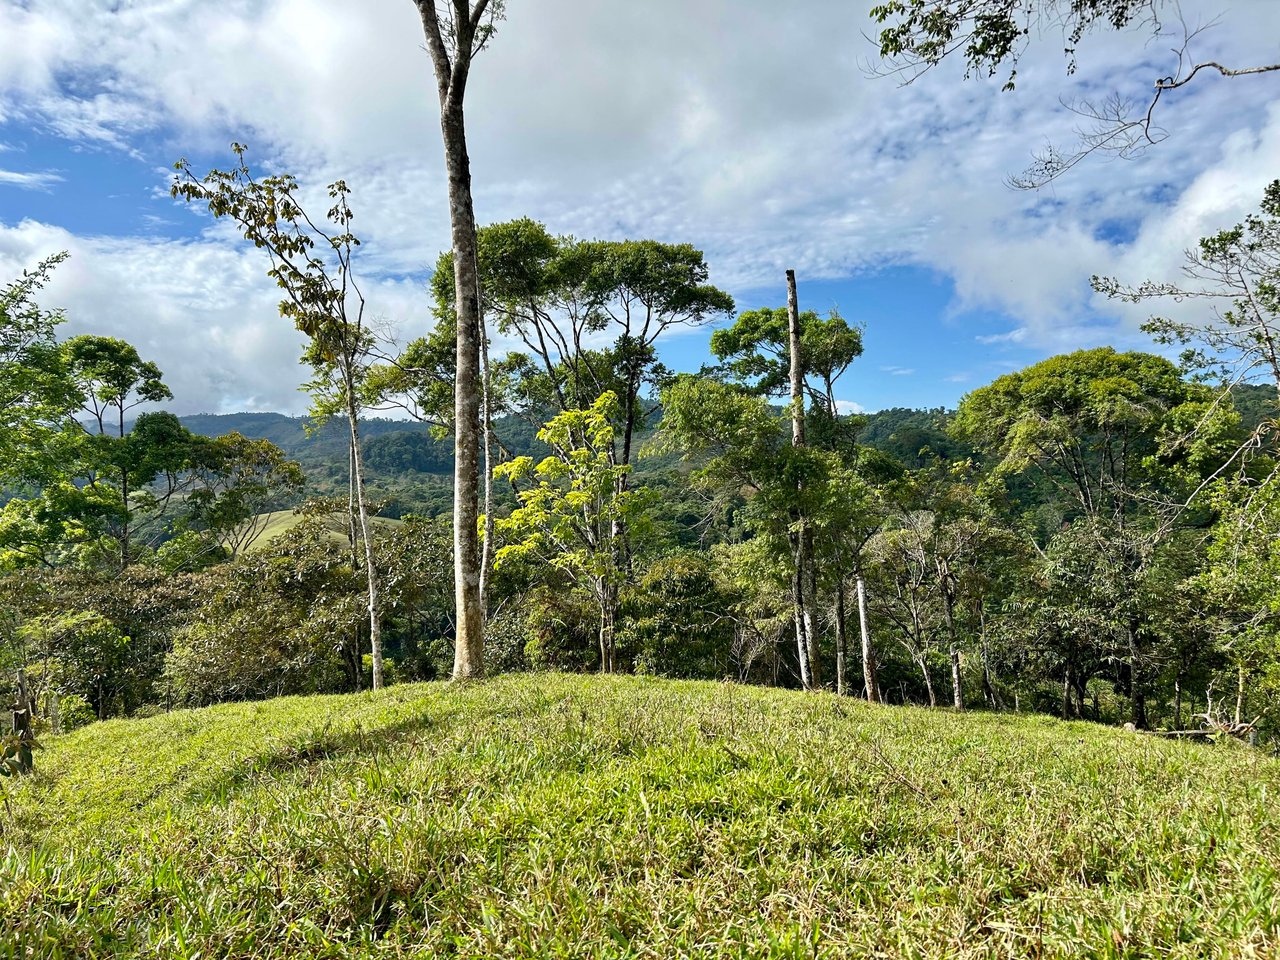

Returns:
4,675,1278,958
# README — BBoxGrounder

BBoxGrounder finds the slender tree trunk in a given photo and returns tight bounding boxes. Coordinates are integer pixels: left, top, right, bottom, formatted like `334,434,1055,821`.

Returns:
1235,665,1246,726
1062,663,1072,719
950,645,964,711
1173,670,1183,730
347,440,360,560
479,315,495,616
803,527,820,687
414,1,488,680
978,609,998,709
441,98,485,680
791,537,812,690
919,655,937,707
1127,620,1147,729
942,594,963,711
856,573,878,703
834,579,847,696
344,382,384,690
786,269,818,689
597,579,617,674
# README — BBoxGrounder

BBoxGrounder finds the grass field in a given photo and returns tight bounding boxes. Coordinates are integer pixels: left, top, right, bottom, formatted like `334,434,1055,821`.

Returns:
3,674,1278,958
247,510,401,552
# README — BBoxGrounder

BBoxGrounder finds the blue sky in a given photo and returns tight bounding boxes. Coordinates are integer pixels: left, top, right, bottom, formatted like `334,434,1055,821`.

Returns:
1,0,1278,416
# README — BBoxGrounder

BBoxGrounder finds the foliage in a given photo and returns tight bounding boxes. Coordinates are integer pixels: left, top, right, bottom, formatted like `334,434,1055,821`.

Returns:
619,550,739,678
710,305,862,406
0,732,38,779
1098,181,1280,397
0,252,77,484
871,0,1161,90
56,693,95,733
186,431,306,554
494,392,653,671
62,334,172,437
17,611,133,721
165,519,363,706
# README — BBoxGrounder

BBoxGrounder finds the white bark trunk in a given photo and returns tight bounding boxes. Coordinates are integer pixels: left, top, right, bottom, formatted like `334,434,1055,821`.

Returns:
950,645,964,711
786,269,818,689
856,573,878,703
479,310,495,616
345,384,384,690
414,0,488,680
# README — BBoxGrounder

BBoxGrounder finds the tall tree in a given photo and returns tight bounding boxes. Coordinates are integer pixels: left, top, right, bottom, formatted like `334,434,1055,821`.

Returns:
494,392,649,673
0,252,77,483
412,0,506,680
62,336,171,439
173,148,388,690
785,271,819,689
710,287,869,693
955,347,1238,725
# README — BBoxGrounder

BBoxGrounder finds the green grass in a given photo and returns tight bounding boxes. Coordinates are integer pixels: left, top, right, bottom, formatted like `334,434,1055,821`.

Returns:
248,510,400,551
3,675,1279,958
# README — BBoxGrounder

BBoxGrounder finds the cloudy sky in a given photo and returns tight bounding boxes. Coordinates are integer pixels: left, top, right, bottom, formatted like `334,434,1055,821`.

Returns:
0,0,1277,416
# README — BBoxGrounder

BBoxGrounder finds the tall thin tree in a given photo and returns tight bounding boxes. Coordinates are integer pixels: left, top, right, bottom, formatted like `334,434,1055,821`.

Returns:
411,0,505,679
786,270,819,689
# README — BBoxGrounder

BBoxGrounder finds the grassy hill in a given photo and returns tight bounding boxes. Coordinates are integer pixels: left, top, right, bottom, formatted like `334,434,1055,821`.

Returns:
4,675,1278,958
248,509,402,551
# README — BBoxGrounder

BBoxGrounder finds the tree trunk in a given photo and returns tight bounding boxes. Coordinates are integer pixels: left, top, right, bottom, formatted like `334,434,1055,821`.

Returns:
479,314,496,616
414,0,488,680
1061,663,1072,719
1173,670,1183,730
942,593,963,710
978,608,999,709
442,98,485,680
597,578,617,674
834,579,847,696
918,656,937,708
1073,674,1088,719
347,440,360,562
803,526,820,687
785,269,818,689
949,645,964,711
856,573,878,703
791,537,812,690
1127,621,1147,729
344,383,384,690
11,670,34,774
1235,665,1246,726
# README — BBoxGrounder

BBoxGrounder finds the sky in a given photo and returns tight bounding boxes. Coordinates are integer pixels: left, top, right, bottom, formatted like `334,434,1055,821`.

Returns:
0,0,1278,416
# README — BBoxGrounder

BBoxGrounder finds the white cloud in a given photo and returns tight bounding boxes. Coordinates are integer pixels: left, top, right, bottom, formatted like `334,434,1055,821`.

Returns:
0,0,1278,411
0,169,62,190
835,400,866,415
881,366,916,377
0,218,433,415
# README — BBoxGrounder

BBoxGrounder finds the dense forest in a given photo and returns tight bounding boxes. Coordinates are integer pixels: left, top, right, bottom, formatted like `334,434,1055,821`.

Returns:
4,181,1279,745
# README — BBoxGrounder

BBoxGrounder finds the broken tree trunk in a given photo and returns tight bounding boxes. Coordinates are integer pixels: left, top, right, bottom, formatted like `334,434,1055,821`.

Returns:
786,269,819,689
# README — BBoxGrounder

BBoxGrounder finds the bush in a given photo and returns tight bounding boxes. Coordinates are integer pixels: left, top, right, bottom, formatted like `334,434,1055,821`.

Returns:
521,586,599,672
361,655,399,688
57,694,95,732
620,551,737,679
